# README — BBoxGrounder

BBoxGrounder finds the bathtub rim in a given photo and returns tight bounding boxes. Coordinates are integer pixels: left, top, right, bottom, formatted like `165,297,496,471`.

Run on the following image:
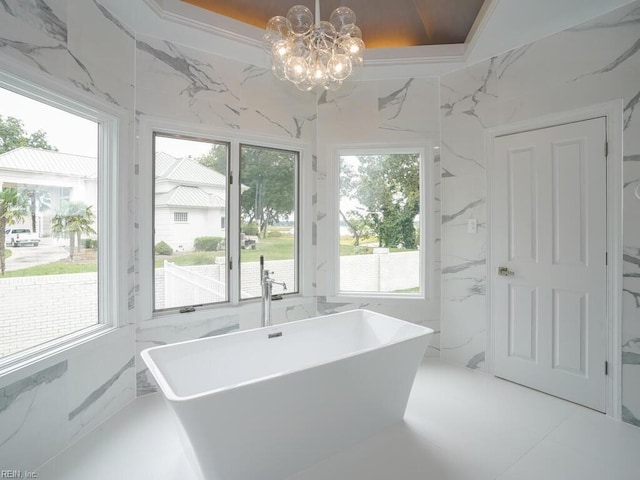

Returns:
141,309,433,403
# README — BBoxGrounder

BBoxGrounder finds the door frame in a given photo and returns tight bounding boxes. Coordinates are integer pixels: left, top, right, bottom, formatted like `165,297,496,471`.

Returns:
485,100,623,419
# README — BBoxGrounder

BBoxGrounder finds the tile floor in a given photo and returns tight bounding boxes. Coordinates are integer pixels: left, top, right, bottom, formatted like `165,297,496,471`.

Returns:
37,359,640,479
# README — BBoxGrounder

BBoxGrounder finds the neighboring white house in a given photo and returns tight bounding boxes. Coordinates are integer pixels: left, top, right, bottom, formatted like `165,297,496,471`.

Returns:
0,148,227,251
154,151,227,251
0,146,97,236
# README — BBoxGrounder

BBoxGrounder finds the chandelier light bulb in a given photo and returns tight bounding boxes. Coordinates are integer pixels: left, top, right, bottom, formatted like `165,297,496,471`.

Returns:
285,56,309,84
327,54,352,81
265,1,365,92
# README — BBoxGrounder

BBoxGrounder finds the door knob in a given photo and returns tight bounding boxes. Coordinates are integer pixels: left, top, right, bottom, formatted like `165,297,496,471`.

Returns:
497,266,514,277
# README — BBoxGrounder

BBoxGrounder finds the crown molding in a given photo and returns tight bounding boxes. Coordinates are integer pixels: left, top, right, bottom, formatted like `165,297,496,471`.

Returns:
141,0,474,72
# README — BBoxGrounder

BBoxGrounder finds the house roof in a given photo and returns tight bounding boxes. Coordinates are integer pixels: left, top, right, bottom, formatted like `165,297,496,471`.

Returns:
156,151,227,187
0,146,97,178
156,185,225,208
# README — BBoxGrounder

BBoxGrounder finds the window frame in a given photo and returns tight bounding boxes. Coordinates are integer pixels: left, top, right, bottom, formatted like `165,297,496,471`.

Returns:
140,117,311,319
238,142,301,302
329,143,433,300
0,63,125,374
152,131,232,311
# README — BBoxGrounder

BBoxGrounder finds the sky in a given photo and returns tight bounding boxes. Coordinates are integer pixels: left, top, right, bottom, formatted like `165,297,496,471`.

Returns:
0,86,212,159
0,86,98,157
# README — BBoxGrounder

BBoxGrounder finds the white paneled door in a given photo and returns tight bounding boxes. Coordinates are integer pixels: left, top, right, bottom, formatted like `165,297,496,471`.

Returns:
492,117,607,412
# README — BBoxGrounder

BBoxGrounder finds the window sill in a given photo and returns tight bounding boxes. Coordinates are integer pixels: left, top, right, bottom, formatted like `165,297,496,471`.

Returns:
325,293,429,304
0,324,118,379
149,292,314,323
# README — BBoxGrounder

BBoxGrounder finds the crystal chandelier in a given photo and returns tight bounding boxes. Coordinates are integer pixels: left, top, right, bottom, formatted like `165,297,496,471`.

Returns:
263,0,365,92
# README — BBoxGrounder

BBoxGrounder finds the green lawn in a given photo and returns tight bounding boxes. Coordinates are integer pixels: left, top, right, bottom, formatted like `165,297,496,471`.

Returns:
1,249,97,277
154,235,296,268
3,232,415,277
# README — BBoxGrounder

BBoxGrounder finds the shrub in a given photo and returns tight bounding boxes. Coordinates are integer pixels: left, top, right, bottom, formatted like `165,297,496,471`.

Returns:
243,222,259,236
194,236,224,252
267,230,283,238
83,238,98,249
155,241,173,255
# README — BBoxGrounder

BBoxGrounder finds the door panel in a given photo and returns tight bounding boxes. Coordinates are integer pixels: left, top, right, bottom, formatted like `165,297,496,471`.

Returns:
508,285,537,362
508,148,537,263
552,140,586,266
552,288,586,375
492,117,607,412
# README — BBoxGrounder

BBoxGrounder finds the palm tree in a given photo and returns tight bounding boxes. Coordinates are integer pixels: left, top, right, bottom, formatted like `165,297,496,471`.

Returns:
22,187,51,234
0,187,29,274
51,201,96,261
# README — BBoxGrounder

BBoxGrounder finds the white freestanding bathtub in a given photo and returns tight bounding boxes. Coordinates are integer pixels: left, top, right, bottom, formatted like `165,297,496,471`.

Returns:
141,309,433,480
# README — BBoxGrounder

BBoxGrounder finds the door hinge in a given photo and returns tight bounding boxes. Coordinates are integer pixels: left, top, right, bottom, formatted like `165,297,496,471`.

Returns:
605,361,609,376
229,173,233,185
605,141,609,158
605,252,608,266
229,258,233,270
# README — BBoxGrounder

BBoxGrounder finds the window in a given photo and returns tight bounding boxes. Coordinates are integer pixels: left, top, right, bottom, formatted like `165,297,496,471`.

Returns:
152,131,300,313
153,134,229,311
174,211,188,223
239,144,298,300
0,73,119,364
337,148,427,295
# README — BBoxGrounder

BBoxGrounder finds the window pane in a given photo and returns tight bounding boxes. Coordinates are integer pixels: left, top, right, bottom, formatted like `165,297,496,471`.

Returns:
153,134,229,311
239,145,297,300
339,153,421,293
0,86,99,359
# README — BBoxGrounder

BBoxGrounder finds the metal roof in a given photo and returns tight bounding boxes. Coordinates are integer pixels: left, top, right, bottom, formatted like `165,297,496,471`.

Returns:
156,185,225,208
155,151,226,187
0,147,97,178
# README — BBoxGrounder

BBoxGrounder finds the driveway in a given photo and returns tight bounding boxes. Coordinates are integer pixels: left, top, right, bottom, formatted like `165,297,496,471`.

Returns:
4,237,68,272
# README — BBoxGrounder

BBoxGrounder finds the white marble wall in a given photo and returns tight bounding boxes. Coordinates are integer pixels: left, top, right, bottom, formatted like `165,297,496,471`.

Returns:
133,31,319,395
0,0,137,471
440,1,640,425
315,77,442,356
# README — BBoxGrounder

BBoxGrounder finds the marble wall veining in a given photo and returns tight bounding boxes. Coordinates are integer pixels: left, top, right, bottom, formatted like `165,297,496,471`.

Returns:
2,0,640,473
0,0,137,471
439,1,640,426
132,26,320,395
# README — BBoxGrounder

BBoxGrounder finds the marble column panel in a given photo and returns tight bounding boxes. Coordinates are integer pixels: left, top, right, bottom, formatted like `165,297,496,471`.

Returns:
239,66,316,142
67,326,136,442
66,0,135,108
317,80,379,144
0,0,68,78
495,8,640,103
135,34,242,129
377,77,441,140
0,361,68,471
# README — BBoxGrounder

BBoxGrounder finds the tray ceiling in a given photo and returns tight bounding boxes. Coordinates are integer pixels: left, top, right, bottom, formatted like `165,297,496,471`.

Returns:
181,0,487,49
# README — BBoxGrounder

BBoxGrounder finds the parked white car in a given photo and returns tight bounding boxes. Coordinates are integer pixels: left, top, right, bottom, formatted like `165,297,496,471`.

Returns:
5,228,40,247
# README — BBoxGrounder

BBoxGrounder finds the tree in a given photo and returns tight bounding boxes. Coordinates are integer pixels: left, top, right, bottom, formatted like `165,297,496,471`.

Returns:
22,188,51,233
198,145,296,238
0,115,57,154
197,143,228,175
0,187,29,274
238,146,296,238
51,201,96,261
341,154,420,249
339,161,371,246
